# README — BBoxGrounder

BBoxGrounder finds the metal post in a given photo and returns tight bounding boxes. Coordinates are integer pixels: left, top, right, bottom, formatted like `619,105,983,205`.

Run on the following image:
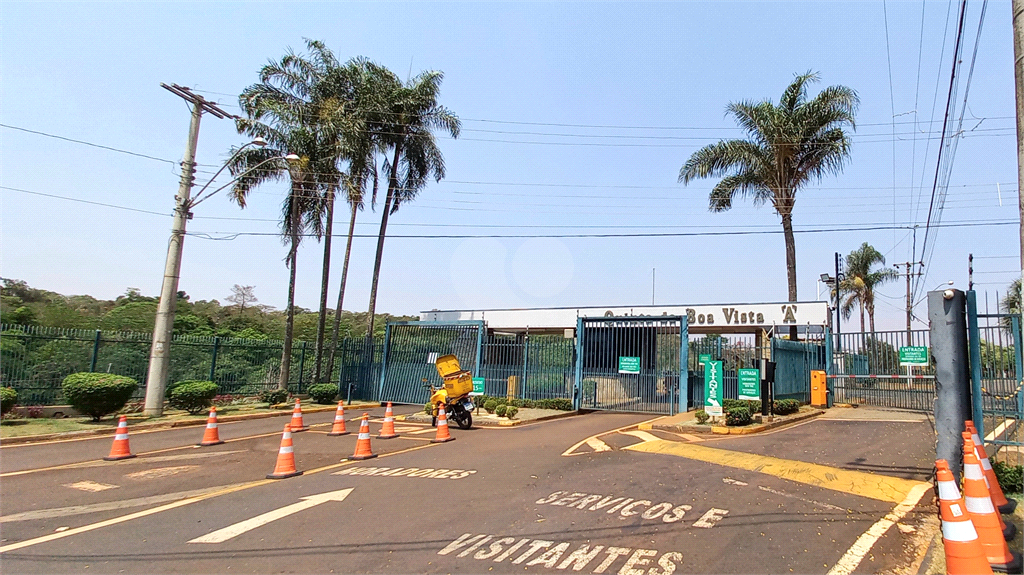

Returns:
209,336,220,383
679,316,688,413
143,101,202,417
824,327,834,408
834,252,842,340
474,322,484,376
573,317,584,411
930,289,971,482
89,330,101,373
1014,0,1024,273
377,324,392,402
967,291,985,438
521,332,529,400
296,341,307,392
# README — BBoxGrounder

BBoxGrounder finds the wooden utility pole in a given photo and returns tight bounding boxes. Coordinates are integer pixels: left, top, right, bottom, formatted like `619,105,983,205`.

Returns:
1014,0,1024,331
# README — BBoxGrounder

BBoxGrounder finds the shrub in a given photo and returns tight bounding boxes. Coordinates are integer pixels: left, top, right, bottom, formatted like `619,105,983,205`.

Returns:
694,409,709,425
522,399,535,409
773,399,800,415
725,406,752,426
424,402,433,415
993,461,1023,494
495,404,508,417
258,388,289,406
61,373,138,421
484,399,498,414
168,381,219,415
505,406,519,419
534,398,574,411
27,405,44,418
0,387,17,416
496,398,508,407
307,384,338,405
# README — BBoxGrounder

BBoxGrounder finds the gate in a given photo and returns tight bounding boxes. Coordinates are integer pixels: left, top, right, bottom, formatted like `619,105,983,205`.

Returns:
574,316,685,414
378,321,483,405
827,330,935,410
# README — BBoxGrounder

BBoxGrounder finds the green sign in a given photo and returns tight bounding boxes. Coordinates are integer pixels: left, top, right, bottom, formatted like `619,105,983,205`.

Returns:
899,346,929,366
704,360,723,416
738,368,761,400
618,356,641,374
471,377,485,395
698,354,712,365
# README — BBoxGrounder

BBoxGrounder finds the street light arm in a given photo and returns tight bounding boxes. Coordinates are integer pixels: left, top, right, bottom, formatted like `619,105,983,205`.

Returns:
189,154,293,208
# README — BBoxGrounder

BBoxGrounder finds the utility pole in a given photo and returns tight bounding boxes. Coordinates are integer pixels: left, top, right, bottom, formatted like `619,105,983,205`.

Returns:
1014,0,1024,336
894,262,924,341
834,252,842,339
143,84,232,417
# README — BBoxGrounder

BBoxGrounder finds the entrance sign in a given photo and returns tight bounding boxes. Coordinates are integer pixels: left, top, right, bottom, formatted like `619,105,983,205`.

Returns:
704,361,723,416
737,369,760,400
618,356,641,374
698,354,712,366
471,377,485,395
899,346,928,366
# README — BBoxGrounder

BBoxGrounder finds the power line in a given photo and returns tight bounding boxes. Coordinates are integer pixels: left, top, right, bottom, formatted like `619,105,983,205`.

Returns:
0,124,178,165
0,185,170,216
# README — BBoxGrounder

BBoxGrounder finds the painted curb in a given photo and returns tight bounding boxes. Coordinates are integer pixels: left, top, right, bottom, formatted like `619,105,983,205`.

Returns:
0,402,380,446
648,409,824,436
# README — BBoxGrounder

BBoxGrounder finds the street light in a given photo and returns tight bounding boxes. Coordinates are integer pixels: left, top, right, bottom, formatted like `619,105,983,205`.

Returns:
142,142,298,417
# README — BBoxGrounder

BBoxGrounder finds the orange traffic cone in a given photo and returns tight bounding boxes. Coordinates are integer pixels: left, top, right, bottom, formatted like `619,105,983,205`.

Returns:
963,438,1022,573
290,398,307,432
377,402,399,439
967,421,1018,515
936,460,993,575
432,404,455,443
327,402,350,436
348,414,377,460
965,431,1016,541
197,406,225,446
266,424,302,479
103,415,136,461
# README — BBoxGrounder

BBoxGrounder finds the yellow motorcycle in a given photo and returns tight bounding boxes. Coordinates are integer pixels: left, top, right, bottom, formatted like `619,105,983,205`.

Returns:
424,354,475,429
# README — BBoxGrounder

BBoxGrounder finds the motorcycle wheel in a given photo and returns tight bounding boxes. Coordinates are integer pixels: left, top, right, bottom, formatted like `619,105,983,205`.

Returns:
450,404,473,430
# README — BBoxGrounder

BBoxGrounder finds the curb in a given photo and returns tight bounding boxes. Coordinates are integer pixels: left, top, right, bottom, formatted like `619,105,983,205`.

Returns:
0,402,380,446
641,409,823,435
397,409,579,427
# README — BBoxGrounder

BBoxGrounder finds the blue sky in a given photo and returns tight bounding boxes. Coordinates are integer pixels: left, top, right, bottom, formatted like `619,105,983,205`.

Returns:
2,1,1019,331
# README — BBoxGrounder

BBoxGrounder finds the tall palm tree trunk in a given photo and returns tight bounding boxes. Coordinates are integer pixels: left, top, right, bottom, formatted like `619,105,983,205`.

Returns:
859,305,865,333
780,211,799,341
313,187,335,384
279,238,299,390
325,200,359,383
366,145,402,342
867,302,876,335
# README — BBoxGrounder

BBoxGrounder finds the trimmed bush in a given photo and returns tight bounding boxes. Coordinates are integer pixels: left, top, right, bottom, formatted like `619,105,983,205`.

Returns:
725,406,752,426
168,381,219,415
772,399,800,415
505,406,519,419
1,387,17,416
535,398,573,411
62,373,138,421
993,460,1023,494
307,384,338,404
257,388,289,406
694,409,709,425
484,399,498,414
495,404,508,417
424,402,433,415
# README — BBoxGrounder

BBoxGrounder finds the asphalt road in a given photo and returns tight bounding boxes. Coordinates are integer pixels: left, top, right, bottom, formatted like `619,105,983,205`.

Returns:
0,407,936,574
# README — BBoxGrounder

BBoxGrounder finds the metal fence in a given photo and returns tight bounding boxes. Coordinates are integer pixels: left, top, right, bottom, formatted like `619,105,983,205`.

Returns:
687,335,768,409
828,330,935,410
378,321,483,405
971,312,1023,465
0,324,383,405
479,333,575,401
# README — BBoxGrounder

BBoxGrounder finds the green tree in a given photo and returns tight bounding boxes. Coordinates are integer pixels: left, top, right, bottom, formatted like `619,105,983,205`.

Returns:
364,68,461,340
678,72,859,340
840,242,897,334
1000,278,1021,334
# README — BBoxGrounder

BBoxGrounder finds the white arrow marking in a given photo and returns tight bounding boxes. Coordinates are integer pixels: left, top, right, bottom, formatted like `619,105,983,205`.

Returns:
188,488,353,544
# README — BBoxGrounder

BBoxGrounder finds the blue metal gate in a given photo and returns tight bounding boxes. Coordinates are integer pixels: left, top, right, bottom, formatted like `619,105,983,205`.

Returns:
378,321,484,405
574,316,685,414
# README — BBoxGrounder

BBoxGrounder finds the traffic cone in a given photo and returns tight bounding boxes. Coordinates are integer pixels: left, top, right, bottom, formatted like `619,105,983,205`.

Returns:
266,424,302,479
377,402,399,439
967,421,1018,515
103,415,136,461
965,431,1016,541
936,460,993,575
431,404,455,443
197,406,225,446
348,414,377,460
290,398,307,432
963,438,1022,573
327,402,350,436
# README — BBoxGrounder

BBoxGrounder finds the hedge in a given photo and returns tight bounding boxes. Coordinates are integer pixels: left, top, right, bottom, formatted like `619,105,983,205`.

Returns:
1,387,17,415
61,373,138,421
307,384,338,404
168,380,219,415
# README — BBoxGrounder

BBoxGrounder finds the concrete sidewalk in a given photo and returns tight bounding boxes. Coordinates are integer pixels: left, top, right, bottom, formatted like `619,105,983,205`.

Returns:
639,406,823,435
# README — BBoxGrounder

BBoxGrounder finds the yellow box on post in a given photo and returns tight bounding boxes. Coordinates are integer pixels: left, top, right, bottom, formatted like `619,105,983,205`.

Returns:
810,370,827,407
435,354,474,397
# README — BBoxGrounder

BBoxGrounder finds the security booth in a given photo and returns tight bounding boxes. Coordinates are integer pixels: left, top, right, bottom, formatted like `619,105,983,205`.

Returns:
376,301,831,414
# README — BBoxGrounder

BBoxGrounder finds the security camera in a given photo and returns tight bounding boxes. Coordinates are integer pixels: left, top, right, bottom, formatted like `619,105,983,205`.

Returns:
943,289,955,300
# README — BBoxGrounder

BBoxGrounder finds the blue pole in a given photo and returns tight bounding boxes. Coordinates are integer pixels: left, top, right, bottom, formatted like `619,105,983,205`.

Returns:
966,291,985,438
377,324,392,403
573,317,584,411
679,316,689,413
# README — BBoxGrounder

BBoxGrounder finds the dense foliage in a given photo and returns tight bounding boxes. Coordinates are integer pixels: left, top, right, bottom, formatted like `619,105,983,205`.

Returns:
168,381,219,415
993,460,1023,494
772,399,801,415
725,405,752,426
0,387,17,415
694,409,709,424
307,384,338,404
257,388,289,406
61,373,138,421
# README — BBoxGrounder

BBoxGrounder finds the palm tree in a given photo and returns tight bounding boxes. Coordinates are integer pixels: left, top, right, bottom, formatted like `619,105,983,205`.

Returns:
679,72,859,340
1000,278,1021,333
840,242,897,334
364,69,461,340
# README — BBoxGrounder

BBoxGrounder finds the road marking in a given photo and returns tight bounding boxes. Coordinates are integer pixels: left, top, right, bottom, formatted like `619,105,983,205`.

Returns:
1,445,255,478
409,428,437,435
63,480,118,492
188,488,353,544
1,484,243,523
826,483,932,575
623,440,929,503
561,417,663,457
619,430,661,442
721,477,747,486
333,467,477,480
535,490,707,525
679,434,705,442
124,465,198,480
757,485,848,512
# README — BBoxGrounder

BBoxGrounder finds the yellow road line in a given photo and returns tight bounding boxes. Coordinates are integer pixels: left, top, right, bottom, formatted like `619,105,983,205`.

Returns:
623,440,929,503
